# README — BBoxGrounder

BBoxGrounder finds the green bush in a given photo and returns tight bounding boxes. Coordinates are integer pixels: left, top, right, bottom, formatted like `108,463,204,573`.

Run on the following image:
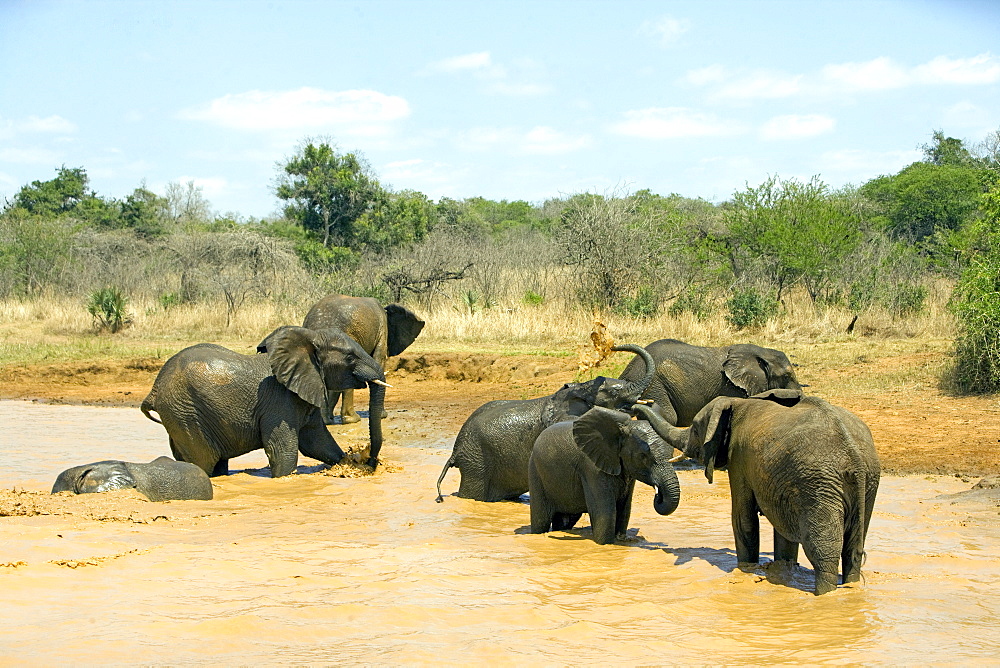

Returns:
668,290,712,320
522,290,545,306
87,287,132,333
158,292,182,310
886,283,927,317
725,289,778,329
614,286,659,319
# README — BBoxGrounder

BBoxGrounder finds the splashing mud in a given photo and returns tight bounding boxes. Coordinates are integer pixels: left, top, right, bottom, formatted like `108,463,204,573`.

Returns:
2,396,1000,664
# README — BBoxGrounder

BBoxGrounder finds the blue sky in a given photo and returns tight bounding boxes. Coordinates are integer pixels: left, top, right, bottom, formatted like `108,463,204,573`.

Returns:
1,0,998,218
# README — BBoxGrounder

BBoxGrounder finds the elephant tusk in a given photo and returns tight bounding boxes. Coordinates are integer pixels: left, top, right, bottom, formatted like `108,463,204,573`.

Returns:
669,453,688,464
369,379,394,388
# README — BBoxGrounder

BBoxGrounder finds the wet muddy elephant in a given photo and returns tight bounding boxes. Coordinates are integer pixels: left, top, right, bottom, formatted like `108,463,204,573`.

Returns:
529,405,681,544
142,326,389,475
619,339,801,426
638,389,880,595
436,344,656,502
303,294,424,424
51,456,213,501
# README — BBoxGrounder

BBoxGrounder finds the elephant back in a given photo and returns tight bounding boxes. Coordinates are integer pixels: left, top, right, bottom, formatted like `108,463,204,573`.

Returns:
303,295,383,355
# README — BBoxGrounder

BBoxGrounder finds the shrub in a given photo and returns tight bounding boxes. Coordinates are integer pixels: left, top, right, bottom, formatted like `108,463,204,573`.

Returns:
522,290,544,306
614,286,659,319
668,290,712,320
725,289,778,329
158,292,182,310
887,283,927,318
87,287,132,333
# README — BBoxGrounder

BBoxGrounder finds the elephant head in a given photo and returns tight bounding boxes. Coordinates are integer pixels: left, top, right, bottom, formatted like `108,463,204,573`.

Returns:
723,345,801,397
257,325,390,466
385,303,425,357
52,461,136,495
549,343,656,421
681,388,803,483
572,405,681,516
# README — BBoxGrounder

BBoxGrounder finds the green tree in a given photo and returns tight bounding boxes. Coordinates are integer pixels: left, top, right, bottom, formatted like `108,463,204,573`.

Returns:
7,166,91,216
354,189,436,251
119,186,169,237
722,176,862,302
274,141,382,248
922,130,975,167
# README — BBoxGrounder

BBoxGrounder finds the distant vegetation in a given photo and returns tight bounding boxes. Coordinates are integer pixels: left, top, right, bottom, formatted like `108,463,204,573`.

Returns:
2,129,999,391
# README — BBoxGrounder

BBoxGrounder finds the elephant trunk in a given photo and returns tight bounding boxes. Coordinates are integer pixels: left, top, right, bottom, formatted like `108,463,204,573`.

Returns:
612,344,655,402
352,358,387,469
633,404,687,450
650,461,681,516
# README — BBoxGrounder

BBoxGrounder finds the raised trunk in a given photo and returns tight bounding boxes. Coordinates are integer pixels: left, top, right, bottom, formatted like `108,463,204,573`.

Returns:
612,344,655,402
634,404,687,451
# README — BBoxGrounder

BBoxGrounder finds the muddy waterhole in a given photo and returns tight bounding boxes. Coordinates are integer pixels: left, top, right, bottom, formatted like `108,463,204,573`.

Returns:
2,398,999,665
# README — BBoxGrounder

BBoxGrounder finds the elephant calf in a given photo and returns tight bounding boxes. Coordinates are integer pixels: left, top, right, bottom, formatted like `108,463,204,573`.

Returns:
529,405,680,545
638,390,881,595
52,456,213,501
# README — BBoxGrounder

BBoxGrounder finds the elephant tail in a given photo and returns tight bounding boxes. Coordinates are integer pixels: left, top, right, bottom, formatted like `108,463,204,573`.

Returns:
435,454,455,503
140,394,162,424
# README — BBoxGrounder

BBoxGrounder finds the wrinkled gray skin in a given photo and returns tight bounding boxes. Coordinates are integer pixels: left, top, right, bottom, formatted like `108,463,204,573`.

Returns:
529,405,681,544
142,326,387,474
303,294,424,425
638,389,881,595
436,344,657,502
619,339,801,426
51,456,213,501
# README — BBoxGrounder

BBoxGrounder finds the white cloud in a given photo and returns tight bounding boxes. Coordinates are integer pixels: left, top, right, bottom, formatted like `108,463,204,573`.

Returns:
425,51,492,73
822,57,910,90
610,108,745,139
640,15,691,47
914,53,1000,85
0,147,61,164
716,72,803,100
942,100,994,131
684,64,728,86
178,87,410,132
455,126,591,155
759,114,836,140
0,114,77,140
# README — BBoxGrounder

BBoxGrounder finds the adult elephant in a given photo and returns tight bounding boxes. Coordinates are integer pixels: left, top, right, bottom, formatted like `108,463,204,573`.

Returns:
619,339,801,426
435,344,656,502
636,390,881,595
529,405,681,544
303,294,424,424
52,456,213,501
142,325,389,475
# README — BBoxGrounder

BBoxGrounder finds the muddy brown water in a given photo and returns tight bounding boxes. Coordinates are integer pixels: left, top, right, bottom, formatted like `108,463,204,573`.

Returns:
2,399,1000,665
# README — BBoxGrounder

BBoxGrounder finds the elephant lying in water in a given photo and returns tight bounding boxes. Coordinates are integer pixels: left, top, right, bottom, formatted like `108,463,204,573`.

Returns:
436,344,657,502
52,456,213,501
529,405,681,544
638,389,880,595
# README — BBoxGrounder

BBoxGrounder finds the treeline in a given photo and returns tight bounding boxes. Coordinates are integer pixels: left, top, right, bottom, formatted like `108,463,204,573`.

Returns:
3,130,1000,390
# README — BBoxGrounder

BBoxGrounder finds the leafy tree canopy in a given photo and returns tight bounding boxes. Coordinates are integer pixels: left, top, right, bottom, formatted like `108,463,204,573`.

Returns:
7,165,94,217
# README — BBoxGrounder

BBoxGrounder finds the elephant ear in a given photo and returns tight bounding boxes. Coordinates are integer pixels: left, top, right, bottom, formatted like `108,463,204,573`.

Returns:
572,406,629,476
750,388,802,406
264,326,327,409
385,304,425,357
79,462,136,494
256,325,298,354
723,346,768,396
691,398,734,484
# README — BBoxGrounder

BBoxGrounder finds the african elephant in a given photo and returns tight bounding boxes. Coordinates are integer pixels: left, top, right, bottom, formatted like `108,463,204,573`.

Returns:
619,339,801,426
303,294,424,424
529,405,681,544
141,326,389,475
51,456,213,501
435,344,656,503
637,390,881,595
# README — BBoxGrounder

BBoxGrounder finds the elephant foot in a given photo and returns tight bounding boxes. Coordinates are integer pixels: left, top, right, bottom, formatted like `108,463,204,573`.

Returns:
341,413,362,424
366,456,379,469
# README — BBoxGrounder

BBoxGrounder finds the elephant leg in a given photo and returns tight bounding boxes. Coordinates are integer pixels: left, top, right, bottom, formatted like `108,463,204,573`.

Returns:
552,512,582,530
614,481,636,539
339,389,361,424
321,389,340,425
802,538,842,595
298,413,345,466
773,529,799,564
529,482,555,534
732,486,760,566
211,459,229,477
583,481,618,545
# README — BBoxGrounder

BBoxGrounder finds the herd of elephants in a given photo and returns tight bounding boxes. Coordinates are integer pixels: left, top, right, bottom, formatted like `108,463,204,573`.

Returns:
50,295,880,596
